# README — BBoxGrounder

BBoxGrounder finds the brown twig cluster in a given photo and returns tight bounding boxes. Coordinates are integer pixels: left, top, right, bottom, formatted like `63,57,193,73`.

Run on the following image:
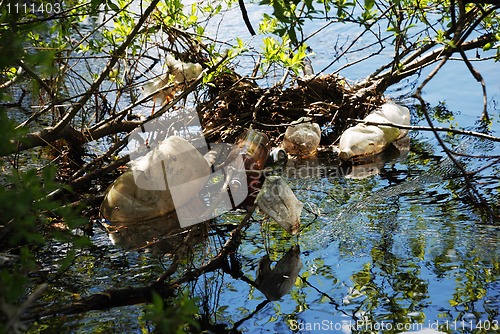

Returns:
199,71,386,146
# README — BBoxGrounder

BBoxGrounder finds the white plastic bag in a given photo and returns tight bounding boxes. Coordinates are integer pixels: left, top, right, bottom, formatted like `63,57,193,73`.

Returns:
101,136,211,223
256,176,303,235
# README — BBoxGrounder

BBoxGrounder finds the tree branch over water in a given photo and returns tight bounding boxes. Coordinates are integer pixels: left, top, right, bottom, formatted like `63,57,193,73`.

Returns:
4,0,161,155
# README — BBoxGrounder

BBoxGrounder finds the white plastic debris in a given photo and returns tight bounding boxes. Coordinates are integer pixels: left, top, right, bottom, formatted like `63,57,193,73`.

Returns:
255,176,303,235
345,136,410,178
338,102,410,160
282,117,321,157
269,147,288,165
142,55,202,106
100,136,210,223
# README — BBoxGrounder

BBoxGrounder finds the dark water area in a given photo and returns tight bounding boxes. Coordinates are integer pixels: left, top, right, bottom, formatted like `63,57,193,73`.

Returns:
25,2,500,334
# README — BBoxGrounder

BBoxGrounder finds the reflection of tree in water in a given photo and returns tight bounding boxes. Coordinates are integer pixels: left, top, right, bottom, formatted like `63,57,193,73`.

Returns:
347,202,430,332
292,134,499,333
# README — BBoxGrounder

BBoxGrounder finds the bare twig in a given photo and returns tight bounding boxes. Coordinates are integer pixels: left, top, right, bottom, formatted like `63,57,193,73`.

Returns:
238,0,256,36
413,53,496,220
6,284,48,332
318,5,394,76
0,66,23,89
156,207,255,286
457,47,489,121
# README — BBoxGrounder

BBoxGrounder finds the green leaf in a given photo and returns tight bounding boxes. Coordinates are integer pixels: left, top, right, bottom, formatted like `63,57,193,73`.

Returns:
107,0,120,12
90,0,103,14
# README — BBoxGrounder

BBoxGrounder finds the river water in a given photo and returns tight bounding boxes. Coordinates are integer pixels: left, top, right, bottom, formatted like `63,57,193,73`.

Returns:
27,2,499,333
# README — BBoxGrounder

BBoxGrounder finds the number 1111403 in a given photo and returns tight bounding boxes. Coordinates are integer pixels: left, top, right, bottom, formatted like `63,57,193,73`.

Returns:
6,2,64,15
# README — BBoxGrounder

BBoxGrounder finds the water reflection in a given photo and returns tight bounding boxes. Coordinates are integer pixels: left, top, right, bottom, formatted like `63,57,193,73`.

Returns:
342,136,410,179
30,132,500,333
255,245,302,301
103,213,193,253
192,131,499,333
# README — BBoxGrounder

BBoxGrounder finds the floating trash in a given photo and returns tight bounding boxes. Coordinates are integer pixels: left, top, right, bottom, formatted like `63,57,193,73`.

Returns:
100,136,211,223
339,102,410,160
142,55,202,107
267,147,288,170
283,117,321,157
234,129,271,209
255,175,303,235
344,136,410,178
